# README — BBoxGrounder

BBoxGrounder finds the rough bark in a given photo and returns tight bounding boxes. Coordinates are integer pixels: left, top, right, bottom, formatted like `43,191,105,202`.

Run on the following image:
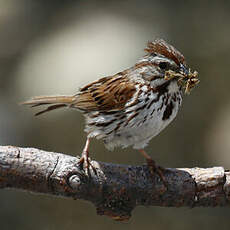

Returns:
0,145,229,221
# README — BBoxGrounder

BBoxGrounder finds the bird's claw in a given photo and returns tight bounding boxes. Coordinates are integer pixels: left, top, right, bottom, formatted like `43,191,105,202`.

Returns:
146,158,168,191
78,151,97,175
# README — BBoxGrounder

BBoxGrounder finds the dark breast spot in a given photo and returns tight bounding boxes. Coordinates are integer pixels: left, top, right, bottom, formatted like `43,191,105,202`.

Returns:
162,101,174,120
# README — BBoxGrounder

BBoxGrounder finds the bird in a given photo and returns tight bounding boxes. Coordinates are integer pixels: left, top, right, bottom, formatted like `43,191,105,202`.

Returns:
22,38,199,184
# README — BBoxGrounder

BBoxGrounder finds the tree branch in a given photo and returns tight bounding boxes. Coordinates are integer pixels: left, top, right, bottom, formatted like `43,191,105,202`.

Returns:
0,146,230,221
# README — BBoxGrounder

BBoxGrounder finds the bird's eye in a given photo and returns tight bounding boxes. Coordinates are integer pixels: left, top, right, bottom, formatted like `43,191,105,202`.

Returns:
159,62,168,70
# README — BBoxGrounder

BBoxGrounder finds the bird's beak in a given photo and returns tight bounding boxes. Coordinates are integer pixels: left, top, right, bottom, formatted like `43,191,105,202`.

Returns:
178,64,199,94
164,64,199,94
179,64,189,77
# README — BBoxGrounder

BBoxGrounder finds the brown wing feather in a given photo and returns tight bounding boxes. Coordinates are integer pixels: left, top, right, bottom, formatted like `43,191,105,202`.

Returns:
22,75,136,114
73,74,136,111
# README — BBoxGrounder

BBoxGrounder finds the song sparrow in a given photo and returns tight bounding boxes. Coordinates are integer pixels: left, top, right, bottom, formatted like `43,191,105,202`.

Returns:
22,39,199,184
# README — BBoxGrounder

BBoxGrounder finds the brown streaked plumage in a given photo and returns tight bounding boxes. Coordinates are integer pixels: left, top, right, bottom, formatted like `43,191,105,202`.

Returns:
144,38,185,66
22,39,199,187
76,75,136,111
24,75,136,115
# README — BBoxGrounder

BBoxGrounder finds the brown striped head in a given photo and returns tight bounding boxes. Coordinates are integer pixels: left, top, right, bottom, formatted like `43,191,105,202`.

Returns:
145,39,186,66
140,39,198,92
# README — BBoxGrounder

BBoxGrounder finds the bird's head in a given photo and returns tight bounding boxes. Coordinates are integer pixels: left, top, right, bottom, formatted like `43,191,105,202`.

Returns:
143,39,199,94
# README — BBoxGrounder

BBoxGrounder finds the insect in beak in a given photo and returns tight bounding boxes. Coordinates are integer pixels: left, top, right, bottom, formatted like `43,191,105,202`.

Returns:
164,64,199,94
183,71,199,94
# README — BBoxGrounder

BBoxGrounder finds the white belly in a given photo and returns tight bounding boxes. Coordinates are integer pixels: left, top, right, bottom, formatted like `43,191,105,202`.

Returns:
85,81,182,150
104,91,181,150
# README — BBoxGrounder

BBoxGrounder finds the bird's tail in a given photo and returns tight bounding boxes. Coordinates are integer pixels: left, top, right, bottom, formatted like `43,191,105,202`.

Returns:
21,95,76,116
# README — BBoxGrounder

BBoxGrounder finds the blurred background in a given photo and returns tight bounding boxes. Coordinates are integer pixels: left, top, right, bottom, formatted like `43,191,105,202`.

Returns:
1,0,230,229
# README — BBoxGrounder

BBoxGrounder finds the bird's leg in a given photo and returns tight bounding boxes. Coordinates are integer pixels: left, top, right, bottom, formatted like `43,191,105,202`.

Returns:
139,149,168,189
78,138,96,174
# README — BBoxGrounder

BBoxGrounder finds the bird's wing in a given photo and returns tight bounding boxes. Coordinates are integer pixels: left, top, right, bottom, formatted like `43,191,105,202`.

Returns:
73,74,137,112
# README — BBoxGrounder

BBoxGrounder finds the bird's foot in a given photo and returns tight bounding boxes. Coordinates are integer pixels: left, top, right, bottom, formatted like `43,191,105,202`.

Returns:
146,158,168,191
78,151,97,175
139,149,168,191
